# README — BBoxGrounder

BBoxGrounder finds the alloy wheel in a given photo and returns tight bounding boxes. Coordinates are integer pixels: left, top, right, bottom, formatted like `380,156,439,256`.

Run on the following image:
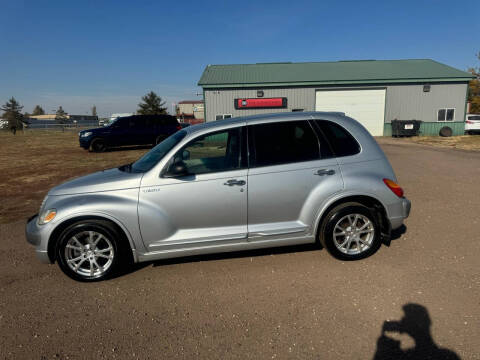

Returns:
332,213,375,255
64,230,115,278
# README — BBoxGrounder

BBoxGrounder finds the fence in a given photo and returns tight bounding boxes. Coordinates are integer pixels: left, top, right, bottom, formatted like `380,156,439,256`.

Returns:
25,122,98,130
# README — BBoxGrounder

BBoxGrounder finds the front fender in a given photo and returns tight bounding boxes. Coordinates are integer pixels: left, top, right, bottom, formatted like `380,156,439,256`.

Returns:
45,189,145,257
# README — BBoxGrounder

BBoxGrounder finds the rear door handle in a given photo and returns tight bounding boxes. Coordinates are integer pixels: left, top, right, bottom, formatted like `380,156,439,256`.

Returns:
315,169,335,176
223,179,246,186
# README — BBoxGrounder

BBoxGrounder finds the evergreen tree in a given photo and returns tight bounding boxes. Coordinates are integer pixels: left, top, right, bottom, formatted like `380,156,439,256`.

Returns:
32,105,45,115
1,97,24,133
55,106,68,130
137,91,167,115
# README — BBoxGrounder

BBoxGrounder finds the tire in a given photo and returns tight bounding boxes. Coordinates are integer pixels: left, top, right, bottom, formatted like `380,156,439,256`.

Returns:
319,202,381,261
439,126,453,137
55,220,130,282
89,138,107,152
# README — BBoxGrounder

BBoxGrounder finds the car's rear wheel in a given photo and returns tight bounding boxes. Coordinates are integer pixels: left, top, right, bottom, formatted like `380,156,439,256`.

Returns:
89,138,107,152
319,202,381,260
56,220,127,281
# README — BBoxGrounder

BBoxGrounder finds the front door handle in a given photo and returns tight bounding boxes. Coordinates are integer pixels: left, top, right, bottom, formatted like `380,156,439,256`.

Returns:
224,179,246,186
315,169,335,176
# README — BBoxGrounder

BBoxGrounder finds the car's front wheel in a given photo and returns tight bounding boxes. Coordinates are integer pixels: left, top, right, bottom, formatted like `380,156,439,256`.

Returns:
56,220,127,281
319,202,381,260
89,138,107,152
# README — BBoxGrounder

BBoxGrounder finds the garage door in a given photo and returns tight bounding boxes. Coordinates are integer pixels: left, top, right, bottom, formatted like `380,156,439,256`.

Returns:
315,89,386,136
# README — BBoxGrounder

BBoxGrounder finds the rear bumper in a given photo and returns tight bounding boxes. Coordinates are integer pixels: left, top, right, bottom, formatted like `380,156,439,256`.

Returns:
25,215,53,264
387,197,411,230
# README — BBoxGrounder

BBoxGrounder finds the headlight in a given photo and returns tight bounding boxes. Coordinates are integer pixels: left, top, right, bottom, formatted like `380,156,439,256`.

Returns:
81,132,92,137
38,209,57,225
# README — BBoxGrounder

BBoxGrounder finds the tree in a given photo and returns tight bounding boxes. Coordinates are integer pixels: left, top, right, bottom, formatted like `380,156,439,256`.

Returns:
55,106,68,130
137,91,167,115
91,105,97,117
32,105,45,115
1,97,24,134
468,52,480,114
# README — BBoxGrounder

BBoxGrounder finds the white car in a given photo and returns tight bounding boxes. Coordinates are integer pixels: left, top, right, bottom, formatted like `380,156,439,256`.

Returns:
465,114,480,134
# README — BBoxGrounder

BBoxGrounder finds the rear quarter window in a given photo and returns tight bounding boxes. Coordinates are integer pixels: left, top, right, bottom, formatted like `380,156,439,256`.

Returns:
162,117,179,126
314,120,360,157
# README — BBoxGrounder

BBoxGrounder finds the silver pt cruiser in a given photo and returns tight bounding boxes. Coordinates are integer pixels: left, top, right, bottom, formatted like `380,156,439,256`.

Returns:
26,112,410,281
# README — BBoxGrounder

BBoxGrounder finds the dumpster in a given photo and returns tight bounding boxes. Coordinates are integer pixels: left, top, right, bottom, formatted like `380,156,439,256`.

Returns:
391,120,422,137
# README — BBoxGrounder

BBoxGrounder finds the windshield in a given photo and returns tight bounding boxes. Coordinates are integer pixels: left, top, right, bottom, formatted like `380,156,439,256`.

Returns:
130,130,187,173
105,117,119,126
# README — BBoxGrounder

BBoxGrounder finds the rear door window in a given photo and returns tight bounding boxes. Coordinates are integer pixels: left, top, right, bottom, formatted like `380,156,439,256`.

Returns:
314,120,361,157
162,117,178,126
249,121,321,167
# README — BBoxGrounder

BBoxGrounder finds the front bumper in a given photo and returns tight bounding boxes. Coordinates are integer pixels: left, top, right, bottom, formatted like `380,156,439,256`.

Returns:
25,215,53,264
79,137,91,149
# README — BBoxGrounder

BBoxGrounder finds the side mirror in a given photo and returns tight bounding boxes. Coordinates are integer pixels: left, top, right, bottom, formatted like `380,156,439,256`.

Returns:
164,161,189,178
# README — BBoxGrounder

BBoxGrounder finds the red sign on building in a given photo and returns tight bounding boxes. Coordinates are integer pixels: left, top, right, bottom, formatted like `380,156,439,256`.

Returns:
234,98,287,109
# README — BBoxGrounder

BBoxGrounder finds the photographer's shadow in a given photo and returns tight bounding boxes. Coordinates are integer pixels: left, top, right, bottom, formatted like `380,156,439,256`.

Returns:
373,303,460,360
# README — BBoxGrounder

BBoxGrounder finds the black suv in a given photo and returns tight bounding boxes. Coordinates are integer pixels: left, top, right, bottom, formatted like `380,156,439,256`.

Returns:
79,115,182,152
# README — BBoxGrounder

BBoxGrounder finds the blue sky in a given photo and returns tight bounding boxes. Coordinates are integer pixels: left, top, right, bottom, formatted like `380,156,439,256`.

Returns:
1,0,479,117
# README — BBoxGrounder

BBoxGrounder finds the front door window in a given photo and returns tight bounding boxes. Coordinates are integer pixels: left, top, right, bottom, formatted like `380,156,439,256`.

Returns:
171,128,245,175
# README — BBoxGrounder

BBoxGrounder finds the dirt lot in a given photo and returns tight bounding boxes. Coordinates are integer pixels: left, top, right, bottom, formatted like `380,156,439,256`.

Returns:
1,132,479,359
0,130,149,224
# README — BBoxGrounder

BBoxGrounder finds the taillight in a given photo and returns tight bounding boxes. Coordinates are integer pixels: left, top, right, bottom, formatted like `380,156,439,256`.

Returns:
466,120,474,124
383,178,404,198
176,125,182,131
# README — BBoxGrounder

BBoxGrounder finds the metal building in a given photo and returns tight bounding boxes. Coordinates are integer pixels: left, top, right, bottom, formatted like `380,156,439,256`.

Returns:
198,59,474,136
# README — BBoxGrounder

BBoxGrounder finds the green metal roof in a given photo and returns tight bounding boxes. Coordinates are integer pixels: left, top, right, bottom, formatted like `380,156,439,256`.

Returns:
198,59,474,88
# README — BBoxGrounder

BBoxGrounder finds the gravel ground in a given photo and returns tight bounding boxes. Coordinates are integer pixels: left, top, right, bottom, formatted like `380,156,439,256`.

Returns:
1,139,479,359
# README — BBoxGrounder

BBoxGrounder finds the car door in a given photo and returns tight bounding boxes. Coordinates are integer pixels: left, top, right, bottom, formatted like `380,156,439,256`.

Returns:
126,117,148,145
135,116,154,145
138,125,248,251
107,117,132,146
247,120,343,241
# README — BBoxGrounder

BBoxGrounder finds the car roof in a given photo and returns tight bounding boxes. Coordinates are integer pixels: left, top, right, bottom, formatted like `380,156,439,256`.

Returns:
121,114,176,119
184,111,347,134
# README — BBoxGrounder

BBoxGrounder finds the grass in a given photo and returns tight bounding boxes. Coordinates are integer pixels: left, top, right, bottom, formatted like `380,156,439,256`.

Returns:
0,129,150,224
398,135,480,151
